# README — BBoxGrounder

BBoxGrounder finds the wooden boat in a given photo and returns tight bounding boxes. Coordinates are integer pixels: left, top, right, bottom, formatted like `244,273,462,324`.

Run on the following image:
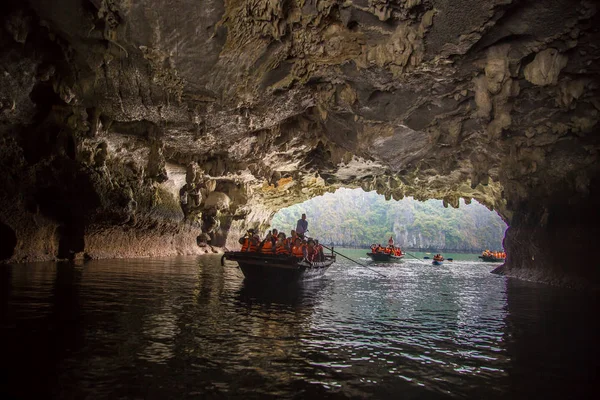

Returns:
222,251,336,282
367,252,405,262
478,255,505,262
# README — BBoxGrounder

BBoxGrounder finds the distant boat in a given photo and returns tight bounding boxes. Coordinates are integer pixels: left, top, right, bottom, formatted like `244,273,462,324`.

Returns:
478,255,504,262
223,251,335,282
432,254,445,265
367,252,405,262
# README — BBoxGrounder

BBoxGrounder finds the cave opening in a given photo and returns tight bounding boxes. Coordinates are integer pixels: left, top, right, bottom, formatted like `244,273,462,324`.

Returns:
271,188,508,254
0,222,17,261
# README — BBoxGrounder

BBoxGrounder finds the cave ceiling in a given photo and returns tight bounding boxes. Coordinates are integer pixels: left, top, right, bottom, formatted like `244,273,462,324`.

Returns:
1,0,599,225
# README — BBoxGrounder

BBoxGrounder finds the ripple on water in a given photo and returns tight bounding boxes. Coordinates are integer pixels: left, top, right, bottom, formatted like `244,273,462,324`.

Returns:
1,254,598,399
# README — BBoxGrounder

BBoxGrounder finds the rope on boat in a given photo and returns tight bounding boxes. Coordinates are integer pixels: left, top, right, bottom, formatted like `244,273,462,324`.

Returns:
321,245,387,277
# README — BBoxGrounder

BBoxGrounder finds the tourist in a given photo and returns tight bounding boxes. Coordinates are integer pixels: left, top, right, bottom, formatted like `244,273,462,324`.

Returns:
388,236,394,246
275,233,289,255
284,230,296,250
295,213,308,237
259,232,275,254
247,233,259,252
291,237,305,258
315,239,324,261
239,229,255,252
306,239,319,262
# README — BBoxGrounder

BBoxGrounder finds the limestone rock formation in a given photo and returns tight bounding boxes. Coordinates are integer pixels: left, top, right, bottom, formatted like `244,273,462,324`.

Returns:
0,0,599,287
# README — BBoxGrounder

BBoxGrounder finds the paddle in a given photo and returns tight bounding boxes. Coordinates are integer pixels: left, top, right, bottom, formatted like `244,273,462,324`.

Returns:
402,251,423,261
321,244,387,277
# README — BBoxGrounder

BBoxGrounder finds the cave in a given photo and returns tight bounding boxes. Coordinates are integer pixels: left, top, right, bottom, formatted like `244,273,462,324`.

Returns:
0,1,598,288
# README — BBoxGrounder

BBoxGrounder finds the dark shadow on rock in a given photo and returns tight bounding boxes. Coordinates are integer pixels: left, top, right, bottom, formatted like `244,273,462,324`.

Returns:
0,222,17,261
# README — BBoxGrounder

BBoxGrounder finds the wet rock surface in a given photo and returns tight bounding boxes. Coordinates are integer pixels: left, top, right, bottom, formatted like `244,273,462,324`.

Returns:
0,0,598,287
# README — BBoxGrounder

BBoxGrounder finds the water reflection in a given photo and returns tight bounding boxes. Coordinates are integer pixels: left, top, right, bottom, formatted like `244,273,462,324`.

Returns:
0,256,597,399
502,279,600,399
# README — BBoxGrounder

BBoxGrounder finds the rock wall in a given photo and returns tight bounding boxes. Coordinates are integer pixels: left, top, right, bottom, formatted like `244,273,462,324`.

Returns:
0,0,599,287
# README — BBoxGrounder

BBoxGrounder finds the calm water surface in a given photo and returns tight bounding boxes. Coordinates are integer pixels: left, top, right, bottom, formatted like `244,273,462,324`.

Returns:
1,250,598,399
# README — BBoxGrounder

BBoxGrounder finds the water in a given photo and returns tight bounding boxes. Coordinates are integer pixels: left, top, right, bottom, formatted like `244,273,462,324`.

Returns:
1,251,598,399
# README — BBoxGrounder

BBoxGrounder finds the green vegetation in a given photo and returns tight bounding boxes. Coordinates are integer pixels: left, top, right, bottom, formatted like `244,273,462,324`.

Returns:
271,188,507,252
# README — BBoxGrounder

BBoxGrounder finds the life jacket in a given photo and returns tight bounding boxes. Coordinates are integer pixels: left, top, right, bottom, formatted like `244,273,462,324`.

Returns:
292,245,305,258
248,239,258,252
241,238,249,252
306,247,317,262
276,242,289,255
261,240,274,254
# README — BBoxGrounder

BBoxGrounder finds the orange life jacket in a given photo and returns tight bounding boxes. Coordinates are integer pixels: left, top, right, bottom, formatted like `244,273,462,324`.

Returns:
276,242,289,255
261,240,274,254
241,238,249,252
285,238,295,248
248,240,257,252
306,247,318,262
292,245,304,258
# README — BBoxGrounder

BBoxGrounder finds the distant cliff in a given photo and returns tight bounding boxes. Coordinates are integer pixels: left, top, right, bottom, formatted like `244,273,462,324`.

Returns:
272,188,507,252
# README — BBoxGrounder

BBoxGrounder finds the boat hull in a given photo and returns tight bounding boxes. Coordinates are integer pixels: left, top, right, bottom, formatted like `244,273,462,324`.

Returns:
478,256,504,262
367,252,404,262
224,251,335,282
432,260,444,265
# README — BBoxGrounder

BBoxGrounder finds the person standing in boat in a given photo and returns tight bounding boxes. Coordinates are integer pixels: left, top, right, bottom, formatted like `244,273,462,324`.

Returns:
388,236,394,246
295,213,308,238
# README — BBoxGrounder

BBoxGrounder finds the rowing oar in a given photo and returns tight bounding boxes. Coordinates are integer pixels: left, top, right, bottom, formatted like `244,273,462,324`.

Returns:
321,244,387,277
403,251,423,261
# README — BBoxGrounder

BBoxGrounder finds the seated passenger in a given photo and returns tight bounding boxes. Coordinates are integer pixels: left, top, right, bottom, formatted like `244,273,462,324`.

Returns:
238,229,255,252
259,232,275,254
315,240,324,261
305,239,319,262
291,237,305,258
275,233,289,255
248,233,259,252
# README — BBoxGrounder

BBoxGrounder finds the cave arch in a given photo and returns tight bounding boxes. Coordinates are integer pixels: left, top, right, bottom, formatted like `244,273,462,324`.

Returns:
0,222,17,261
